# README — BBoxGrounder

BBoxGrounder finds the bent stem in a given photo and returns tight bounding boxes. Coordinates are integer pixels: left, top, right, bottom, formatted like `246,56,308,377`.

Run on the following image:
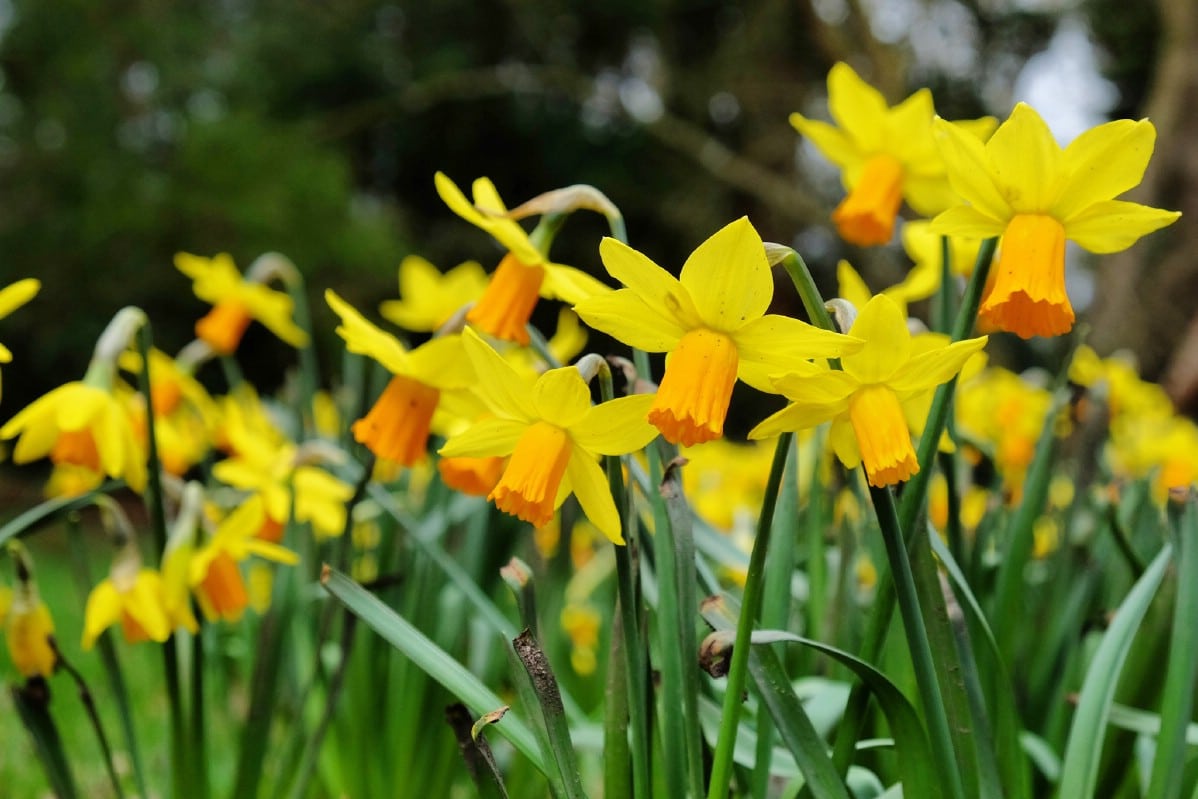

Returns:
706,432,793,799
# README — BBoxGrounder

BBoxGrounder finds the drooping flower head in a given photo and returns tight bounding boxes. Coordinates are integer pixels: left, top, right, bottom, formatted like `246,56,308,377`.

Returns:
750,294,987,487
0,278,39,405
175,252,309,355
326,289,475,467
439,328,659,543
932,103,1181,338
574,217,861,446
379,255,488,333
1,548,56,680
435,173,609,345
83,555,173,649
791,62,996,246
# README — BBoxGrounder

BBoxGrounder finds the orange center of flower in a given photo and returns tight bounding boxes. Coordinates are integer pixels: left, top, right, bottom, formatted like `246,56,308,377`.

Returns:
648,328,739,447
979,214,1072,339
466,253,545,345
195,300,253,356
489,421,572,529
832,153,905,247
199,550,248,622
120,610,154,644
848,385,919,488
256,515,286,544
51,428,102,472
152,378,184,417
438,455,507,497
351,375,441,466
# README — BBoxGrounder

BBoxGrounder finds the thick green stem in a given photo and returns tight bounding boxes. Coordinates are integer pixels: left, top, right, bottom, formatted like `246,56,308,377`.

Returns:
706,433,793,799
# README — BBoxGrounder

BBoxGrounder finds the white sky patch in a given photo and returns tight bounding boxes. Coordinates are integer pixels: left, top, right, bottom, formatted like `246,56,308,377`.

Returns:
1012,14,1118,143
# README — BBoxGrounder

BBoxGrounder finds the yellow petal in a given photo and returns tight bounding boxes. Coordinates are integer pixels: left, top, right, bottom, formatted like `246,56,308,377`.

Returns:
125,573,171,642
596,236,700,327
0,279,39,319
827,62,888,152
770,369,858,404
789,114,861,169
244,539,301,566
889,336,989,396
836,260,873,310
929,206,1006,240
679,217,772,331
842,295,911,383
0,343,10,363
934,117,1012,222
82,579,123,649
1062,200,1181,254
733,314,862,392
574,289,687,352
434,172,542,265
1054,118,1156,219
541,263,610,304
828,418,863,469
438,418,528,458
571,394,658,455
986,103,1063,211
565,447,622,544
461,327,538,420
407,335,475,388
532,367,593,428
326,289,411,375
57,385,105,432
748,400,842,440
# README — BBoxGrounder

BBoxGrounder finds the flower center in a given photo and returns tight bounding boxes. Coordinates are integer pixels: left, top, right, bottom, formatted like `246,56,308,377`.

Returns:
848,385,919,487
467,253,546,345
51,428,102,472
489,421,572,529
832,153,905,246
198,550,249,622
195,300,253,355
980,214,1071,339
351,375,441,466
648,328,739,447
438,455,507,497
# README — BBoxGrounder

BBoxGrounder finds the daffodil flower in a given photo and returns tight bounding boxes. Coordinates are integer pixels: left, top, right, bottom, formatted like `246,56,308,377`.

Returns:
574,217,862,446
750,295,987,487
0,278,39,404
327,289,475,466
2,576,56,679
83,560,174,648
175,252,309,355
435,172,609,344
379,255,488,333
931,103,1181,338
438,328,658,544
791,62,996,246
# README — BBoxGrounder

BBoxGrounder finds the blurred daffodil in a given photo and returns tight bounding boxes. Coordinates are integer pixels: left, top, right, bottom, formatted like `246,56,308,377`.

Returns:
379,255,488,333
575,217,861,446
0,278,39,404
435,173,608,344
750,295,987,487
175,252,308,354
791,62,995,246
439,328,658,543
1,549,56,680
83,552,173,649
932,103,1180,338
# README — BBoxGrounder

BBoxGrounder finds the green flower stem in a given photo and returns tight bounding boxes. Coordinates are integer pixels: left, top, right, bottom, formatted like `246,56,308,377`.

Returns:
53,646,126,799
597,363,651,799
286,269,322,437
191,627,209,799
219,354,245,391
1154,499,1198,799
135,323,190,799
706,432,793,799
870,484,966,799
934,235,955,334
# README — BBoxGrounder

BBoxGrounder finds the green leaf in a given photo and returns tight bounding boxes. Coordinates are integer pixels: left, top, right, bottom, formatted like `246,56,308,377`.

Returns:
321,567,548,776
1057,544,1173,798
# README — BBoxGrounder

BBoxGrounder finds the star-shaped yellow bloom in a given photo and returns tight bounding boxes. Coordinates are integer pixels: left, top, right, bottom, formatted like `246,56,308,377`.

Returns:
750,295,987,487
379,255,488,333
574,217,862,446
327,289,475,466
791,62,996,246
435,172,609,345
931,103,1181,339
83,562,173,649
175,252,309,354
439,328,659,544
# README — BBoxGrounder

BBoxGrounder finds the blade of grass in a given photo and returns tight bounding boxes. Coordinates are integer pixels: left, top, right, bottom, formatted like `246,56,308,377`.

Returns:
12,680,79,799
1057,543,1173,798
321,566,547,774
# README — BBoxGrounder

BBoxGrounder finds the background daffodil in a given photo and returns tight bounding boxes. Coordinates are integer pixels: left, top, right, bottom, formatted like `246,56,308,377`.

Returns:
175,252,309,354
435,172,609,345
574,217,861,446
379,254,488,333
791,62,996,246
439,328,658,544
750,294,987,487
931,102,1181,339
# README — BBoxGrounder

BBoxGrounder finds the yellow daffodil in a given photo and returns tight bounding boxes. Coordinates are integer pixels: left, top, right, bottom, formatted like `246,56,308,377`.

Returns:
175,252,309,355
750,294,987,487
189,495,299,622
379,255,488,332
902,220,991,282
439,328,658,543
327,289,475,466
435,172,609,345
574,217,861,446
932,103,1181,338
83,556,173,649
1069,346,1174,425
1,562,56,680
0,278,39,404
1,381,147,493
791,62,996,246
